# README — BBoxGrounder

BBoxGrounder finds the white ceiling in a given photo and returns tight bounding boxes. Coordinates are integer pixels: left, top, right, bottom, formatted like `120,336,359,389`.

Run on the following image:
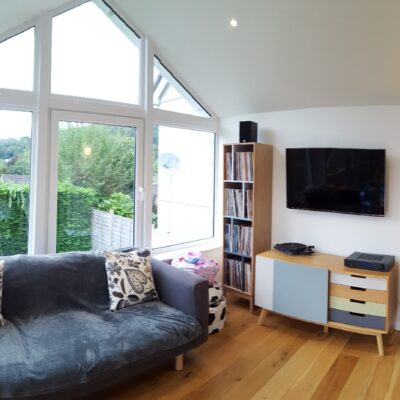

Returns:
2,0,400,118
0,0,68,33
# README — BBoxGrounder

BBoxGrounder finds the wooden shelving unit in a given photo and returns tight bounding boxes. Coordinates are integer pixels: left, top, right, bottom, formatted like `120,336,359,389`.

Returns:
223,142,273,312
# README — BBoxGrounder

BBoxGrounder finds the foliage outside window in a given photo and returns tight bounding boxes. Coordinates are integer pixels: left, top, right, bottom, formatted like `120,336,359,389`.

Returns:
56,122,136,253
0,110,32,255
0,1,216,255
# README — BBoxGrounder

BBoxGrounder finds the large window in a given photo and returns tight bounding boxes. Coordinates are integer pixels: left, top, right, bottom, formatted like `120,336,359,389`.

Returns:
52,1,140,104
152,125,215,248
55,121,136,252
1,1,217,255
0,28,34,91
0,110,32,255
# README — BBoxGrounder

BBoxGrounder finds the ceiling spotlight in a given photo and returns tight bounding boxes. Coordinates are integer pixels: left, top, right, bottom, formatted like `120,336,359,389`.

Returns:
230,18,238,28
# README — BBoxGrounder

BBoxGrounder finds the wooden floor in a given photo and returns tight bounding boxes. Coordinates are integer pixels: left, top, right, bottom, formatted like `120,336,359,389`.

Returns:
92,298,400,400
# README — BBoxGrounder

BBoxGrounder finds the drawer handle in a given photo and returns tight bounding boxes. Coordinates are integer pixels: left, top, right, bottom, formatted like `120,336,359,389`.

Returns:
350,312,365,317
350,286,366,291
350,299,366,304
350,274,366,279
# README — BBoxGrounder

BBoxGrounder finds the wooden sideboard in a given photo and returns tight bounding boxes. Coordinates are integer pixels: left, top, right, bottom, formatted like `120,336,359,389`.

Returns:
255,250,398,356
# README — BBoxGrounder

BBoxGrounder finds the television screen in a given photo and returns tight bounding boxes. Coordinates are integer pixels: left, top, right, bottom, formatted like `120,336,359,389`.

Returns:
286,148,385,216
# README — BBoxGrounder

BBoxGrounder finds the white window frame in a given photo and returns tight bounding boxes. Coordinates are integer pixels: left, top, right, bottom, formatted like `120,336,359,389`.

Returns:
0,0,220,256
48,110,144,253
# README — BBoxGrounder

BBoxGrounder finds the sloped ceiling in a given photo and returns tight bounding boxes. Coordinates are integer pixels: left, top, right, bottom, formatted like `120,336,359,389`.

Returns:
0,0,68,33
2,0,400,117
115,0,400,117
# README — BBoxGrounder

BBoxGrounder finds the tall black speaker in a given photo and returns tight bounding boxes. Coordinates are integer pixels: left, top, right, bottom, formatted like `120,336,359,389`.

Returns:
239,121,258,143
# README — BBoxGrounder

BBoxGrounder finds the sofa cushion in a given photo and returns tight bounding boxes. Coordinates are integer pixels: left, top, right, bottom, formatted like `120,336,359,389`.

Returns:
1,252,110,321
0,300,201,398
0,261,5,327
105,250,158,311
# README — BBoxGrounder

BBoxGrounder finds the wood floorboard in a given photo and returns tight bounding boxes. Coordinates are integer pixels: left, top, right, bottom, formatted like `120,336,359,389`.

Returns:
90,298,400,400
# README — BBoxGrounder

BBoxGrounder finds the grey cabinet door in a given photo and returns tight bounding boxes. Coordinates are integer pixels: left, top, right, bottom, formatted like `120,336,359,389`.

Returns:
273,260,328,324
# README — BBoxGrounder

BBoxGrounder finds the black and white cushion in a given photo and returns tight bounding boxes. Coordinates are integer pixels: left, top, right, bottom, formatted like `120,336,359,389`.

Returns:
0,261,6,327
208,296,226,334
208,283,223,306
104,250,158,311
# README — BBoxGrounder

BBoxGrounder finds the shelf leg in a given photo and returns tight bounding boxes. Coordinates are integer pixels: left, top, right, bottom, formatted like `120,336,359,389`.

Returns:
376,334,384,356
258,308,268,326
323,326,329,334
175,354,184,371
250,298,255,313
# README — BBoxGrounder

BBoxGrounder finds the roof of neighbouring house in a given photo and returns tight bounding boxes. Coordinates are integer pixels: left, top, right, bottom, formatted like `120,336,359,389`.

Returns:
0,174,30,185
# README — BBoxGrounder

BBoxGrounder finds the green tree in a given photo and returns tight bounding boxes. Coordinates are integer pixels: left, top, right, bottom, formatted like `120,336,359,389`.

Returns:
0,137,30,160
58,124,135,197
7,149,30,175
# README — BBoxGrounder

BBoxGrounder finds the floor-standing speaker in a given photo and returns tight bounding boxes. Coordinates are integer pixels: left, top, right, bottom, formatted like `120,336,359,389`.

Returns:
240,121,258,143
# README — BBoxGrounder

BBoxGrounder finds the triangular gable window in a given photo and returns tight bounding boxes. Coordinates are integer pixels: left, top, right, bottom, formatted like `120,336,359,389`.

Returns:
153,56,210,118
0,28,35,91
51,1,140,104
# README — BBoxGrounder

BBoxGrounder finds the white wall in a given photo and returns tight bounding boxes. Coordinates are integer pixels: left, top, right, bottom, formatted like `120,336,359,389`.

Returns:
221,105,400,326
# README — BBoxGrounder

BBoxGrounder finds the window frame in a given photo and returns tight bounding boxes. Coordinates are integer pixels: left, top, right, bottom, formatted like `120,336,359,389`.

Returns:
0,0,220,256
48,110,145,253
150,123,217,252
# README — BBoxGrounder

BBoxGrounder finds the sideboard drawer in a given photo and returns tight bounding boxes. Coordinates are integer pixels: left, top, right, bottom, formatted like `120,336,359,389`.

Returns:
329,296,386,317
329,308,386,330
330,272,387,291
329,283,387,304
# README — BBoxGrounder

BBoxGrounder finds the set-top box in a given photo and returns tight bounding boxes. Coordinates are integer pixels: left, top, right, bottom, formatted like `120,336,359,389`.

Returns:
344,252,395,272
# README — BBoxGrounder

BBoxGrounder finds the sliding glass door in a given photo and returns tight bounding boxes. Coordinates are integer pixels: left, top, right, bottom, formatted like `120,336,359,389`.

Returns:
49,112,143,253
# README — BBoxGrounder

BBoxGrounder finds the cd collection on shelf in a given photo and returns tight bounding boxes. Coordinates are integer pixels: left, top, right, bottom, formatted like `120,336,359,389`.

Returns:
224,259,251,292
224,223,253,257
235,152,253,181
223,143,272,312
224,188,253,219
225,152,233,180
225,151,253,181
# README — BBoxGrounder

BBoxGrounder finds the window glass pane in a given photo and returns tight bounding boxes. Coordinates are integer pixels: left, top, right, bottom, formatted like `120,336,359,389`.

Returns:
52,2,140,104
56,122,136,252
152,125,215,248
0,110,32,255
153,57,210,117
0,28,34,91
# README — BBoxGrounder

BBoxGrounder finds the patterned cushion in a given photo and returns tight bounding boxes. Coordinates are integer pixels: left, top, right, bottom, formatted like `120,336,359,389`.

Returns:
104,250,158,311
0,261,6,327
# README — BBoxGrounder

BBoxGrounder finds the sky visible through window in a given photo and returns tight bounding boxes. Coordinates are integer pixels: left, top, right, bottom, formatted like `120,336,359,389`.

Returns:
0,110,32,139
0,28,34,92
51,1,140,104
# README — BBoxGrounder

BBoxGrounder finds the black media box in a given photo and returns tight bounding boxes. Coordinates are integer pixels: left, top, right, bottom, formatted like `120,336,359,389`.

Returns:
239,121,258,143
344,252,395,272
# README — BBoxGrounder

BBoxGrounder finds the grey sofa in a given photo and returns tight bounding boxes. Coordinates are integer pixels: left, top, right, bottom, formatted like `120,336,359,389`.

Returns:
0,252,209,399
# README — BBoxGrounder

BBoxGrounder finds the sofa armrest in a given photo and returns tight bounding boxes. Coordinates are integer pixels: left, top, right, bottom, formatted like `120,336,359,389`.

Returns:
151,259,209,344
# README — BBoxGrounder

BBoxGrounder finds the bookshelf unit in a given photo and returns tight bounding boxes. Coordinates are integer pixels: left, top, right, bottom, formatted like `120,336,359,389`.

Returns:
223,142,273,312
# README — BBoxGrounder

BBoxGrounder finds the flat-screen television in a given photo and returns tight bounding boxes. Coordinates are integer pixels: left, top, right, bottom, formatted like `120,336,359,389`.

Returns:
286,148,385,216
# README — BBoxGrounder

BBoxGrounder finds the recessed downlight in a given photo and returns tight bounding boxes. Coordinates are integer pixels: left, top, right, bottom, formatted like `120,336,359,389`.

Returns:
230,18,238,28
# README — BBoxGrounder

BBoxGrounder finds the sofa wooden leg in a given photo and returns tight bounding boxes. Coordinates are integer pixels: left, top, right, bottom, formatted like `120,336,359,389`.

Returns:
175,354,184,371
258,308,268,326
